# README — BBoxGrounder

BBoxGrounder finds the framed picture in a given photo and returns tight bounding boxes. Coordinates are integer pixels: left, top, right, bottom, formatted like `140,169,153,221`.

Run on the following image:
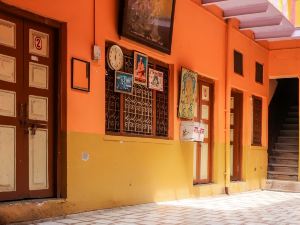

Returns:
178,67,198,119
114,71,134,94
134,52,148,86
71,58,90,92
148,68,163,92
119,0,176,54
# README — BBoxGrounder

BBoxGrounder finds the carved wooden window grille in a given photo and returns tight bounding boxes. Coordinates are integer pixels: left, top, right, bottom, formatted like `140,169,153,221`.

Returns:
252,96,262,146
105,43,169,137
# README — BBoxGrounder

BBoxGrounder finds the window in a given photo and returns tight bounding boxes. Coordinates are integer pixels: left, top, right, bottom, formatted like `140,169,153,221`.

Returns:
255,62,264,84
252,96,262,146
234,50,243,76
105,43,169,138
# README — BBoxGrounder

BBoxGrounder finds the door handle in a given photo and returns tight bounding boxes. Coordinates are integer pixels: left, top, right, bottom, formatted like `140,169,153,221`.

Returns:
29,122,48,135
21,119,48,135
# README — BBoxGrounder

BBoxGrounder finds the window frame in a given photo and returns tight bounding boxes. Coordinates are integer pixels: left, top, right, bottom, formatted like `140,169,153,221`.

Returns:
234,50,244,76
255,62,264,84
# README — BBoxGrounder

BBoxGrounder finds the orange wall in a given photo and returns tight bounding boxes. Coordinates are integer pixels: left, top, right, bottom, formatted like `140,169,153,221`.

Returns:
0,0,269,142
269,49,300,78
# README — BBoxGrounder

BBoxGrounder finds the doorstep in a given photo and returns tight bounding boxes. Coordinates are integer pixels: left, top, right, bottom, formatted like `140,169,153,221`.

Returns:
0,198,68,224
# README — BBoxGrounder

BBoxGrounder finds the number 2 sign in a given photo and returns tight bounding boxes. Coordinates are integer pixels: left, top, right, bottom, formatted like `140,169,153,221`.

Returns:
34,36,42,50
29,29,49,57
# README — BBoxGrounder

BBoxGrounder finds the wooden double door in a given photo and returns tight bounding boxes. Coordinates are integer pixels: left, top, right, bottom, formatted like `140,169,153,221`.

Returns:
0,12,55,201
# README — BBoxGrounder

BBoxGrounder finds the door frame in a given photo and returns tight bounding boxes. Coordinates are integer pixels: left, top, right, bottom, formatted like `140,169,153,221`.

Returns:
230,89,243,181
193,75,214,185
0,2,67,199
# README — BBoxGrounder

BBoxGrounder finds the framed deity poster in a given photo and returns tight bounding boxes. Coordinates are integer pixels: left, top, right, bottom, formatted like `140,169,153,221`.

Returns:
133,51,148,86
119,0,176,54
178,67,197,119
148,68,163,92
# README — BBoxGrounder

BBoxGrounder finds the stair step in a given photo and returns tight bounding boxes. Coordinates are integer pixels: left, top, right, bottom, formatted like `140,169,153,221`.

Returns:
275,143,299,149
267,174,298,181
282,124,299,130
280,130,299,136
269,157,298,165
290,105,299,110
269,155,298,160
264,179,300,192
268,170,298,176
269,156,298,164
285,118,299,123
277,136,299,144
269,163,298,168
288,111,299,117
268,165,298,173
272,150,298,158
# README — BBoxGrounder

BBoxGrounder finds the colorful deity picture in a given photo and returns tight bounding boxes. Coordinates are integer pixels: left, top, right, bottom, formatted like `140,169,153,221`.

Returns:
119,0,176,54
114,71,133,95
178,68,197,119
134,52,148,86
148,68,163,91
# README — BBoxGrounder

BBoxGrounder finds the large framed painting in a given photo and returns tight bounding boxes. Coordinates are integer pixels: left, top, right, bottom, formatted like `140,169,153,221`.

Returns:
178,67,197,120
119,0,176,54
114,71,134,95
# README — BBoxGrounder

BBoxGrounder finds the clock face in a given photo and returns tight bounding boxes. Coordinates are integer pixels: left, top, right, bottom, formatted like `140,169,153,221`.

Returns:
107,45,124,71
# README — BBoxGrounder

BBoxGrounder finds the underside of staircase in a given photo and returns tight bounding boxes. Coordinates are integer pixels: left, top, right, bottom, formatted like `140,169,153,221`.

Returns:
268,105,299,181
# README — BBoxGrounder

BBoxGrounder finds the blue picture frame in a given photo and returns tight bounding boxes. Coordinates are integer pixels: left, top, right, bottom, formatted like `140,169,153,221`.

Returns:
114,71,134,95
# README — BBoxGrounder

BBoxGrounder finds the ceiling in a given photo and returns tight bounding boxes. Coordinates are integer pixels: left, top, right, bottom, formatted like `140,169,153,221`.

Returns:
201,0,299,41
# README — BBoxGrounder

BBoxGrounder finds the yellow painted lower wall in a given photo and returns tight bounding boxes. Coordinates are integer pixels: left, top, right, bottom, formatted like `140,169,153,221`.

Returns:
0,132,268,224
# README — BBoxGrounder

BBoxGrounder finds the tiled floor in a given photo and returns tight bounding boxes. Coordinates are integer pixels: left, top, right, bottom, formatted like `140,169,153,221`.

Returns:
23,191,300,225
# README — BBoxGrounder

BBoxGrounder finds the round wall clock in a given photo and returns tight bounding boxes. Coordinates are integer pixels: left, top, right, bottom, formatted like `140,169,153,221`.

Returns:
107,44,124,71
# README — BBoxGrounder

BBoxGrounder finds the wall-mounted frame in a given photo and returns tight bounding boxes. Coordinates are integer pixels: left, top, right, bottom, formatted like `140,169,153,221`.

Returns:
71,57,90,92
119,0,176,54
114,71,133,95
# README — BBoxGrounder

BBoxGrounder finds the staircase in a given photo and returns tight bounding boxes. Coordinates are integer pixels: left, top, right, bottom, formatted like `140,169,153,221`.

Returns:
268,105,299,181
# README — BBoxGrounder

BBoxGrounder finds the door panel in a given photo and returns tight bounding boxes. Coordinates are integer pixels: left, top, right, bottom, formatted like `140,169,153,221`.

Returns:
0,89,16,117
0,53,16,83
29,129,48,191
0,125,16,192
0,18,16,48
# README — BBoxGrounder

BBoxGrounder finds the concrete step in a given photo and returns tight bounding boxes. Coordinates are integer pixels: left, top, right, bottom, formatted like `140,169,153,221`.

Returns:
268,170,298,177
275,143,299,150
282,123,299,130
290,105,299,111
267,173,298,181
268,165,298,173
269,156,298,165
287,111,299,118
277,136,299,144
272,149,298,158
264,179,300,192
285,118,299,124
280,130,299,137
